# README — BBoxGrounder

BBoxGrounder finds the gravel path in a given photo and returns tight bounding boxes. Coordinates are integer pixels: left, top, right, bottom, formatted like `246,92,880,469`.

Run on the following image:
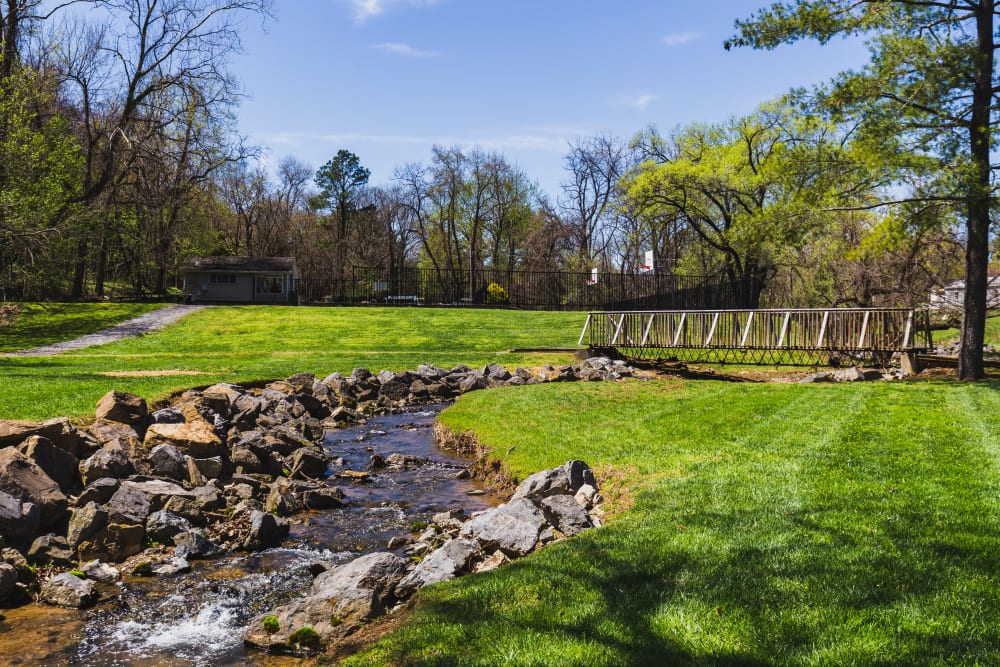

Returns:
4,305,208,357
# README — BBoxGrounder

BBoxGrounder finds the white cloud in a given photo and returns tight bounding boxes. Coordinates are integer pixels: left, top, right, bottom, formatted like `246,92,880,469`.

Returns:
372,42,440,58
662,31,701,47
349,0,439,23
613,93,661,110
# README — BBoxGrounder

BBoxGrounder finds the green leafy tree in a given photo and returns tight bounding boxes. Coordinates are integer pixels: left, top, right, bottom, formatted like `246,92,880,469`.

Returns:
625,101,858,307
727,1,998,378
313,149,371,297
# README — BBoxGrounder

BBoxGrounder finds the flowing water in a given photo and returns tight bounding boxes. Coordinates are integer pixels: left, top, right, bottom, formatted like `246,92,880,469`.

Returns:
0,406,498,666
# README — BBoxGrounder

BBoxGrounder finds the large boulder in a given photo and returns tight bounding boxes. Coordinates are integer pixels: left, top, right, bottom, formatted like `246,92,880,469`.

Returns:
40,572,97,609
539,494,594,537
0,420,62,448
395,537,480,599
18,436,80,494
144,422,224,458
95,391,148,426
460,497,547,557
510,460,597,502
244,552,408,651
0,447,67,529
107,482,151,525
75,478,120,507
145,510,193,544
119,479,193,513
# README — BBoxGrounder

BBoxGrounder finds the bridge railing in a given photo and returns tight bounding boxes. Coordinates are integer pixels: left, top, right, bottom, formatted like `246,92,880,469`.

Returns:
580,308,932,365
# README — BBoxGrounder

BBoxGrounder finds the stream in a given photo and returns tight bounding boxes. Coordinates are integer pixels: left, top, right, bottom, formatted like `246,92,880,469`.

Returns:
0,405,499,666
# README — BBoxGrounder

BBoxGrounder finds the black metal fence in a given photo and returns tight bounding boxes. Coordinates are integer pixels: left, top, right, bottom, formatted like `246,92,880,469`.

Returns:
295,267,751,311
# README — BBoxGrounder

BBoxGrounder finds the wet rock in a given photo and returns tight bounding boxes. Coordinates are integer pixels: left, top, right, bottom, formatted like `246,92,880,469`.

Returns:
539,495,593,537
80,445,135,486
384,453,427,469
67,502,108,548
0,489,40,544
396,537,480,599
27,534,75,567
150,556,191,576
147,444,188,482
80,560,120,582
144,421,224,458
41,572,97,609
173,530,223,559
17,436,79,495
244,510,289,550
460,498,546,557
301,486,344,510
244,552,408,651
95,391,148,427
265,483,297,516
145,510,193,544
511,460,597,502
290,448,327,479
0,447,67,529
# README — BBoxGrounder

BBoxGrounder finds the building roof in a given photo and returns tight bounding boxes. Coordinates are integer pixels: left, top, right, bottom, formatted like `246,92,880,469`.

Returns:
180,256,297,274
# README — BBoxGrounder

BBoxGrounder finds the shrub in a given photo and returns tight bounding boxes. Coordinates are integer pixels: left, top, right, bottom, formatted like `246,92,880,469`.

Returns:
289,626,321,650
485,282,509,305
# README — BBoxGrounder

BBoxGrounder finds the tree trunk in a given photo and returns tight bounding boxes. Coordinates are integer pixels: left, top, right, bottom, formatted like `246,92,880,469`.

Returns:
958,0,994,381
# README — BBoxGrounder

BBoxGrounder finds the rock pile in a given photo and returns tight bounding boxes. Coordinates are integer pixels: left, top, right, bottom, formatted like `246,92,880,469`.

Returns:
243,460,604,654
0,358,632,608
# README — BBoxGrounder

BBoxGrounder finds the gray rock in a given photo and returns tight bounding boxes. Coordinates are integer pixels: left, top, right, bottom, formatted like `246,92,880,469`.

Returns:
17,436,80,494
151,407,185,424
107,483,151,524
146,510,193,544
539,494,593,537
511,460,597,502
147,444,188,482
95,391,148,426
67,502,109,548
290,448,328,479
80,445,135,486
301,486,344,510
151,556,191,576
75,477,120,506
190,456,225,481
265,483,297,516
80,560,120,582
41,572,97,608
396,537,479,598
460,497,546,556
27,534,75,567
0,562,18,599
0,447,68,529
244,510,289,550
173,530,223,560
0,489,40,544
243,551,408,651
77,522,145,563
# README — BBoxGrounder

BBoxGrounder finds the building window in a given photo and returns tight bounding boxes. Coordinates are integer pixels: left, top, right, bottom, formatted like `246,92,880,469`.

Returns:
210,273,237,284
257,275,284,294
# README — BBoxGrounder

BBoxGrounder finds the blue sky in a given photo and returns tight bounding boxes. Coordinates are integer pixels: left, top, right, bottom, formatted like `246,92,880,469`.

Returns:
232,0,871,199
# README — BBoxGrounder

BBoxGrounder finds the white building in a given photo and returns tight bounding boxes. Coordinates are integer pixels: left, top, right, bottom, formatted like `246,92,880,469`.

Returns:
929,276,1000,309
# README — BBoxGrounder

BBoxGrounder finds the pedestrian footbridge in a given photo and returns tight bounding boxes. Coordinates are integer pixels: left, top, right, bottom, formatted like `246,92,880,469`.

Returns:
579,308,932,366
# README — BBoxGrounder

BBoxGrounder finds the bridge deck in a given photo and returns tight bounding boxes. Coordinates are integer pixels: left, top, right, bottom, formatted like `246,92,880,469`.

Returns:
580,308,932,366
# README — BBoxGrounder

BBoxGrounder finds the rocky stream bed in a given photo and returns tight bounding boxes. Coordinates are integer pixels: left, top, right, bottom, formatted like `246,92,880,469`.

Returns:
0,358,631,664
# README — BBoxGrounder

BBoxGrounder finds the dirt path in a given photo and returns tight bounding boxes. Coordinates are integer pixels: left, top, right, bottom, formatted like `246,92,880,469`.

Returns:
4,304,208,357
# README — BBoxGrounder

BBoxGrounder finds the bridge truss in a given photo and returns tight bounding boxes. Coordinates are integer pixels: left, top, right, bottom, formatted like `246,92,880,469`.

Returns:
579,308,933,366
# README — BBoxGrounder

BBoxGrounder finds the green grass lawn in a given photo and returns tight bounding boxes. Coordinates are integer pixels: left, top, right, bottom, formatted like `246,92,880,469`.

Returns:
932,313,1000,348
0,302,166,352
347,378,1000,666
5,304,1000,664
0,306,584,421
